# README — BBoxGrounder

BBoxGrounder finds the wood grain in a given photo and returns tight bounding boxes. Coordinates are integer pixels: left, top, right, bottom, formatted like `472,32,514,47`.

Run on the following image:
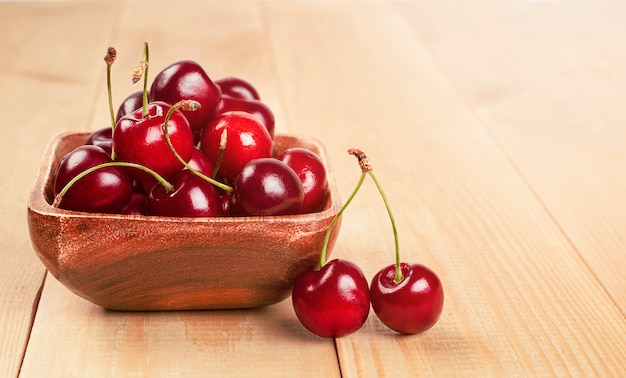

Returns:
0,2,122,377
398,0,626,314
2,0,625,377
264,1,626,376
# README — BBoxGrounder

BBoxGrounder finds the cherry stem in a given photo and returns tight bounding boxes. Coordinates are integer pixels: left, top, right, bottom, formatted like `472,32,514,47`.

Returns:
211,129,227,179
104,47,117,130
53,161,173,207
163,101,234,193
133,42,149,118
318,171,366,269
104,46,117,160
348,148,403,284
368,171,403,284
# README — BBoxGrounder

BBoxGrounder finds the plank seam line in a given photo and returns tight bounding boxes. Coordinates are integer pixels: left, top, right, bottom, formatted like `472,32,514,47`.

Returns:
394,3,625,320
18,272,46,377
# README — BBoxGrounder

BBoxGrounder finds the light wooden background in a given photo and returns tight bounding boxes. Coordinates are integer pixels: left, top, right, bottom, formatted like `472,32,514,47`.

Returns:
1,0,625,376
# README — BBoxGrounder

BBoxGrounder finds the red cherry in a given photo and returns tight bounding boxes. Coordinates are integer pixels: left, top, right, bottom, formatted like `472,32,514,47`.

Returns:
186,148,216,178
215,76,260,101
115,90,145,122
53,145,133,213
277,147,328,213
231,158,304,216
113,101,195,183
149,60,221,132
220,192,233,216
215,96,275,139
370,263,443,334
121,191,148,215
147,169,223,217
85,127,113,156
292,259,370,338
200,111,273,182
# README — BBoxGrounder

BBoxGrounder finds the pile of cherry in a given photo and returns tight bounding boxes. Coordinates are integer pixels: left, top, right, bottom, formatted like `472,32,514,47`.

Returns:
52,43,444,338
53,45,327,218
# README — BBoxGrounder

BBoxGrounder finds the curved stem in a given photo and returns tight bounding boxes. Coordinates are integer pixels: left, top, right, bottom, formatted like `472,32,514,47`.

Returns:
319,171,366,269
163,102,234,193
368,171,403,284
53,162,173,207
211,129,227,179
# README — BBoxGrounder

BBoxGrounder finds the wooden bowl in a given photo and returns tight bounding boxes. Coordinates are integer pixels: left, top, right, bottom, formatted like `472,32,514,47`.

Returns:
27,132,341,311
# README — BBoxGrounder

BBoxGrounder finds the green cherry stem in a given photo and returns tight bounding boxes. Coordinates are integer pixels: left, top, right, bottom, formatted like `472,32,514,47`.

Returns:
318,147,375,269
350,148,404,284
53,162,173,207
133,42,149,118
104,47,117,130
211,129,227,179
318,170,366,269
368,170,403,284
162,101,234,193
104,46,117,160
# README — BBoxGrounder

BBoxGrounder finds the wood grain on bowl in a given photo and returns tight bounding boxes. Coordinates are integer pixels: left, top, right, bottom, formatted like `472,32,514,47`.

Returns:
27,132,341,311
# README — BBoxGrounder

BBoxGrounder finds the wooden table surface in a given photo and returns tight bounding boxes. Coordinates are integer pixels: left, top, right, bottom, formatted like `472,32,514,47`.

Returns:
2,0,625,376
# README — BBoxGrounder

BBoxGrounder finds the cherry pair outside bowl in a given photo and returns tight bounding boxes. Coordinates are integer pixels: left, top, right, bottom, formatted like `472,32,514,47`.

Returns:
27,131,341,311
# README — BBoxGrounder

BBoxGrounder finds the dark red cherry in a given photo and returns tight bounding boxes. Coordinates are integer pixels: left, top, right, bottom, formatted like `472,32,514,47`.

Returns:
220,193,233,216
121,191,148,215
292,259,370,338
215,76,260,101
215,96,275,139
149,60,221,132
147,169,223,217
231,158,304,216
186,148,216,178
115,90,145,122
113,101,195,183
277,148,328,213
200,111,273,182
370,263,444,334
53,145,133,213
85,127,113,156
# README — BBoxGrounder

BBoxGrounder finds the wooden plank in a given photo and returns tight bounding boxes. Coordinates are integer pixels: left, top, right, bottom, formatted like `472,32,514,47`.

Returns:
21,277,340,377
398,0,626,314
0,2,122,377
264,1,626,376
19,1,339,376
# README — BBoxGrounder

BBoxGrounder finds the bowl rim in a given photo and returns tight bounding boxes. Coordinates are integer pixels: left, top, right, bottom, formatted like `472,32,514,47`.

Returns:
28,131,342,224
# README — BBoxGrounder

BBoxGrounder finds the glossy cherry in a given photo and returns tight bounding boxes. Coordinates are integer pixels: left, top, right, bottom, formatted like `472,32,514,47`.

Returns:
292,259,370,338
291,160,370,338
113,101,195,184
231,158,304,216
215,96,275,139
348,148,444,334
85,127,113,156
53,145,133,213
215,76,260,101
200,111,273,182
147,169,223,217
370,263,443,334
121,191,148,215
150,60,221,132
277,147,328,213
115,90,145,122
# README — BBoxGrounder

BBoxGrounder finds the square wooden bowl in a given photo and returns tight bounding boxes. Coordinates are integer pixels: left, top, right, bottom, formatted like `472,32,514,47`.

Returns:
27,132,341,311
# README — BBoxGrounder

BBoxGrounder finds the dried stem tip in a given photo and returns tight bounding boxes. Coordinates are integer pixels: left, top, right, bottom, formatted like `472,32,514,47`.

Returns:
178,99,202,112
104,47,117,66
348,148,373,172
132,60,148,84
